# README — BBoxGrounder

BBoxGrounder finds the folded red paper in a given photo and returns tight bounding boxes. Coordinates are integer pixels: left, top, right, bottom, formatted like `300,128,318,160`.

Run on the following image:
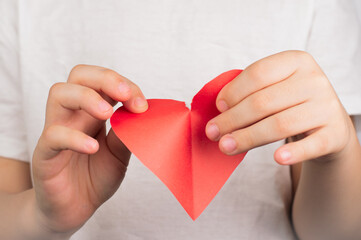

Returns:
110,70,247,220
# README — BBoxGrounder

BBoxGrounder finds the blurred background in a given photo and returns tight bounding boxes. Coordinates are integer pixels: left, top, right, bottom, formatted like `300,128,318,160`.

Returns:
357,1,361,23
357,0,361,25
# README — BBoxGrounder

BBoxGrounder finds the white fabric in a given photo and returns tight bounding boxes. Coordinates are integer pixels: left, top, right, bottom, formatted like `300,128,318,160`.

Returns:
0,0,360,239
356,0,361,24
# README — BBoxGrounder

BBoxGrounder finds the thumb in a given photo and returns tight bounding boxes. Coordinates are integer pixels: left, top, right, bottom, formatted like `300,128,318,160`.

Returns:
105,128,131,167
87,127,131,203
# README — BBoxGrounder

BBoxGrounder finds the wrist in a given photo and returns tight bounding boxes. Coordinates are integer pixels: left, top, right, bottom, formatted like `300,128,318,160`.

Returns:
20,189,72,240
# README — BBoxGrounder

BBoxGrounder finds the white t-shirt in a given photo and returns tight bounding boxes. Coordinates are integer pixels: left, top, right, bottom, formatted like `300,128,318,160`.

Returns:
0,0,360,239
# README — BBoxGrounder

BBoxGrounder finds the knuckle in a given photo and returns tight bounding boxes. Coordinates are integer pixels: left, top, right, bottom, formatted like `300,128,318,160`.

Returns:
294,50,310,57
293,50,312,62
318,76,332,91
308,70,329,90
70,64,86,73
297,51,319,70
123,78,137,92
69,64,86,81
328,98,341,113
285,50,314,69
250,93,270,113
49,82,65,98
245,64,267,86
273,115,292,135
101,69,122,83
42,125,59,143
317,134,330,153
79,86,94,100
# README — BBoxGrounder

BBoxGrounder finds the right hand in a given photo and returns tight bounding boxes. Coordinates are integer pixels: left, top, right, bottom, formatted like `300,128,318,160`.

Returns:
32,65,148,235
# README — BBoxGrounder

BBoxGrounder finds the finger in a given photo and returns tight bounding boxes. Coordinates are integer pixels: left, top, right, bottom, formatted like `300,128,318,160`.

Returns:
37,125,99,160
68,64,148,113
206,74,310,140
274,129,334,165
216,50,314,112
46,83,113,124
218,102,326,155
84,128,130,204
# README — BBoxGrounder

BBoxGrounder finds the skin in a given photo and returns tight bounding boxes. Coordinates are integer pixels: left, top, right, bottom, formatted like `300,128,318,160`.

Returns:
0,65,149,239
205,50,361,239
0,51,360,239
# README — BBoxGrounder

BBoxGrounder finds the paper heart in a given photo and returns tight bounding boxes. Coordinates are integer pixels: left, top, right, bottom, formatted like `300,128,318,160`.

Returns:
111,70,247,220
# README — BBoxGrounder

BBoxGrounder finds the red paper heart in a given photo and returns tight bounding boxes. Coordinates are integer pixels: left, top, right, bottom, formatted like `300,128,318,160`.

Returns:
111,70,246,220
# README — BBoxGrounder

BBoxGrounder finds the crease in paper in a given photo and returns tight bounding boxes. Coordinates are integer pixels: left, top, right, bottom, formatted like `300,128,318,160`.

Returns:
110,70,247,220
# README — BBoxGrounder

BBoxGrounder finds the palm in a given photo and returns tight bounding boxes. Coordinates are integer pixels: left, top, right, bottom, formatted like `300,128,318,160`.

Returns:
33,114,130,232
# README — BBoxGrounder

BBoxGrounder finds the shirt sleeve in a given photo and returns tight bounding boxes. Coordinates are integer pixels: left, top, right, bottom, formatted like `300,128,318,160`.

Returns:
306,0,361,115
0,0,29,162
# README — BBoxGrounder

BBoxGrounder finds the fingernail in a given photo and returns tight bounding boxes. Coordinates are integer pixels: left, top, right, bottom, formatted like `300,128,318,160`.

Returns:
98,100,112,112
86,138,98,151
118,82,131,95
217,100,229,112
280,150,292,163
220,135,237,154
206,123,220,140
134,97,148,108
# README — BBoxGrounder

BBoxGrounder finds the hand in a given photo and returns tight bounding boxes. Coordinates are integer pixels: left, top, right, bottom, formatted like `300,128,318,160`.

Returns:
32,65,148,234
206,51,356,165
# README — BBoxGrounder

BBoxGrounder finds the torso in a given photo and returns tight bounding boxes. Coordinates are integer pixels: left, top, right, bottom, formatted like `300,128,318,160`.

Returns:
19,1,316,239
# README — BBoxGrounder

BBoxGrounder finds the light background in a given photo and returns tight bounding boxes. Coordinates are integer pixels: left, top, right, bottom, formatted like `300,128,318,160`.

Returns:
356,0,361,24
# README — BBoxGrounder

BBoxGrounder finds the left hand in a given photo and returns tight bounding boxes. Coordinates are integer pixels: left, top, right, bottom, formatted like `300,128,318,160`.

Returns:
206,50,356,165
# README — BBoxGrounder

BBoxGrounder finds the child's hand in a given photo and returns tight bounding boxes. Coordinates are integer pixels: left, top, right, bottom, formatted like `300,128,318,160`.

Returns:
206,51,356,165
32,65,148,235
